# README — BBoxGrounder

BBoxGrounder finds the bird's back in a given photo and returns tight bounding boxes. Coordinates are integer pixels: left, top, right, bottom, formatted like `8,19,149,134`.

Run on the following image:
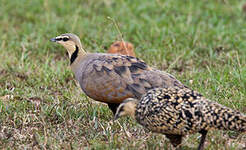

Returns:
135,87,246,135
73,53,185,105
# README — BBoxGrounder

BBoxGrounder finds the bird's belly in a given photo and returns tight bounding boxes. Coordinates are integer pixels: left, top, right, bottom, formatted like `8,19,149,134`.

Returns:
82,81,134,103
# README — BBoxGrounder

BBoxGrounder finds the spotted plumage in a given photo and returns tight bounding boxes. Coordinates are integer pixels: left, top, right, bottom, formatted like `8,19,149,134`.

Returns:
50,33,187,114
114,87,246,150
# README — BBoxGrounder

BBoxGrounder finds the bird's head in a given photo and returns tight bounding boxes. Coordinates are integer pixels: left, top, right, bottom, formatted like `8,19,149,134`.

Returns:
114,98,138,120
50,33,85,59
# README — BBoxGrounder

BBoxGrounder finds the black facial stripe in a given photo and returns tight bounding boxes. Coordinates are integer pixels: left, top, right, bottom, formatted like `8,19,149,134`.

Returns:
56,38,62,41
70,46,79,64
55,37,69,41
63,37,69,41
118,105,125,114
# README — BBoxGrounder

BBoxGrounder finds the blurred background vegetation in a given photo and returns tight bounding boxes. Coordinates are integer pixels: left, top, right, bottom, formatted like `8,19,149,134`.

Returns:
0,0,245,149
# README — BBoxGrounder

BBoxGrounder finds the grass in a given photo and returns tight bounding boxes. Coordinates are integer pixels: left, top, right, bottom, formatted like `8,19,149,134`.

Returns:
0,0,246,149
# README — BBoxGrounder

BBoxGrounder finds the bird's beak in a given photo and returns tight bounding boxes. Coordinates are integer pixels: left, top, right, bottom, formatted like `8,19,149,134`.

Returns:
50,38,57,42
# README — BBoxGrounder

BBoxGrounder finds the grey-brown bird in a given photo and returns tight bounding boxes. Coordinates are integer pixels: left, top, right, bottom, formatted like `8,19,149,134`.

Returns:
114,87,246,150
50,33,186,114
107,41,136,57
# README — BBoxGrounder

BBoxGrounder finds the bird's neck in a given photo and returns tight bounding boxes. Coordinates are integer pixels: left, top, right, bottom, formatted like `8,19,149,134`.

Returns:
69,44,88,76
70,45,86,65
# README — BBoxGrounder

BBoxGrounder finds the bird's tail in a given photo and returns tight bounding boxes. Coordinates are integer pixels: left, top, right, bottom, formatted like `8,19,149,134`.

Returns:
201,100,246,132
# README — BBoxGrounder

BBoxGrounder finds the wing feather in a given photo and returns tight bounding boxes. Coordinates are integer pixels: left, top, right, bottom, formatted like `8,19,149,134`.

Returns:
80,54,185,104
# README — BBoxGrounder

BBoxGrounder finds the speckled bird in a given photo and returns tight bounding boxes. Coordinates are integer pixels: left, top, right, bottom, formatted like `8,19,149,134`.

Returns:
107,41,136,57
50,33,186,114
114,87,246,150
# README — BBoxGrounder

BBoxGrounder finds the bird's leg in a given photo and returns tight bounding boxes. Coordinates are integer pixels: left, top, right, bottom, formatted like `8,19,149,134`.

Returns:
197,130,208,150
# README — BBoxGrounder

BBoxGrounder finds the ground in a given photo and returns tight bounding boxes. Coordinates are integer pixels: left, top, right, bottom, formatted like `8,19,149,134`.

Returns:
0,0,246,149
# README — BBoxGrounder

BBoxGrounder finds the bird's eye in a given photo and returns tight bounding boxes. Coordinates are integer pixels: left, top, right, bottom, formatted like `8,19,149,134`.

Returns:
63,37,69,41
